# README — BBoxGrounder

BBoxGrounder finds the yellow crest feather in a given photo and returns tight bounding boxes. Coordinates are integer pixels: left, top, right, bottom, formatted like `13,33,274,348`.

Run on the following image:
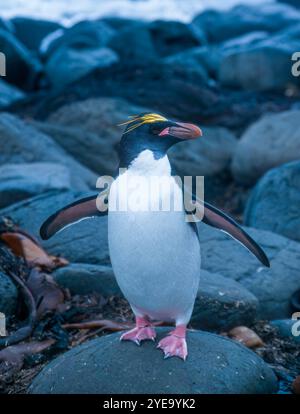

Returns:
118,113,167,134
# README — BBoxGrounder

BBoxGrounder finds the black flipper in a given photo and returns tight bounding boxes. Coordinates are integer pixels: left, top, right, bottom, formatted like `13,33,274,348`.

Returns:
187,196,270,267
40,193,107,240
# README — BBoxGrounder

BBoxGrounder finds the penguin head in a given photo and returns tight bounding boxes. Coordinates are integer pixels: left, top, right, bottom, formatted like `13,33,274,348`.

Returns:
118,113,202,167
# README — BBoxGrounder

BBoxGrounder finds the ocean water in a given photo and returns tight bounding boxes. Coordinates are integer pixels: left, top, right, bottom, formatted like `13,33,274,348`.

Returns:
1,0,274,25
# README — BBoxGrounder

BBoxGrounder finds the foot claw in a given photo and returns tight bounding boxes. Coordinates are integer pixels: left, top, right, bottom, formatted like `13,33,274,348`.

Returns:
157,334,188,361
120,326,156,345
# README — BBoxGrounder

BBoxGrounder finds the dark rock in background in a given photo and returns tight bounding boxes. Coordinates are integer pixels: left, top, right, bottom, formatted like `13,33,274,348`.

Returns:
0,191,110,265
244,161,300,242
192,270,258,331
0,28,42,90
0,113,97,190
108,22,157,63
53,263,121,297
11,17,62,51
231,110,300,185
0,18,14,33
0,79,25,108
0,271,18,317
197,223,300,319
219,39,300,91
169,126,237,177
35,97,149,175
45,46,118,89
270,319,300,344
28,328,278,394
164,46,218,80
148,20,205,57
192,3,300,43
41,19,115,58
0,162,72,209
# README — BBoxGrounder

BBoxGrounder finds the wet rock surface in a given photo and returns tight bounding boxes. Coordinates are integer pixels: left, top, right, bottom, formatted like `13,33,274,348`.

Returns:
231,110,300,185
197,223,300,320
28,328,278,394
192,270,258,331
244,161,300,242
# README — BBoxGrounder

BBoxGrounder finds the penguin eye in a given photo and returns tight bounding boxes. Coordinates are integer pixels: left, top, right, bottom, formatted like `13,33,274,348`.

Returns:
150,125,163,135
150,122,170,135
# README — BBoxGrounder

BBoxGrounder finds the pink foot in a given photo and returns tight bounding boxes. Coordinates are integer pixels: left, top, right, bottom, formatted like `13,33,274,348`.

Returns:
157,325,188,361
120,316,156,345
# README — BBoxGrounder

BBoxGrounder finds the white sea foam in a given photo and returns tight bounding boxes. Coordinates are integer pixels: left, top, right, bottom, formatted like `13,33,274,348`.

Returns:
1,0,273,26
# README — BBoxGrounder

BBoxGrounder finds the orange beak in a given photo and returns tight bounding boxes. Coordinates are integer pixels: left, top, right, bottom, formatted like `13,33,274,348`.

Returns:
159,122,202,140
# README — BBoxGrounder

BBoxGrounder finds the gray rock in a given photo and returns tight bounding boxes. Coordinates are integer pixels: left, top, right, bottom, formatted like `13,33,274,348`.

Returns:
192,3,300,43
164,46,220,79
0,162,72,208
192,270,258,331
231,110,300,185
11,17,62,51
169,126,237,177
0,271,18,316
244,161,300,241
0,113,97,190
0,79,25,108
219,40,299,91
270,319,300,343
148,20,204,57
42,20,115,58
163,50,209,85
45,47,118,89
45,97,150,175
28,328,277,394
0,191,109,265
53,263,121,297
0,28,42,90
197,222,300,319
108,22,157,63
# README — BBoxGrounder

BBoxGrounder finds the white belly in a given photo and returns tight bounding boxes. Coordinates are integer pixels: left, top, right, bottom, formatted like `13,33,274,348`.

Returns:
107,152,201,324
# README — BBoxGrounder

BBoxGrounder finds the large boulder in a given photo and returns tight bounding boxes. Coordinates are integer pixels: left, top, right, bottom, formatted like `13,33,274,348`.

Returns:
244,161,300,242
42,20,115,58
192,3,300,43
270,319,300,344
0,162,72,209
36,97,150,175
11,17,61,51
164,46,218,80
168,126,237,177
231,110,300,185
0,113,97,190
0,29,42,90
45,46,118,89
28,329,277,394
0,271,18,316
42,20,117,88
219,40,299,91
0,79,25,108
53,263,121,297
148,20,204,57
197,222,300,320
0,191,109,265
192,270,258,331
108,22,157,63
